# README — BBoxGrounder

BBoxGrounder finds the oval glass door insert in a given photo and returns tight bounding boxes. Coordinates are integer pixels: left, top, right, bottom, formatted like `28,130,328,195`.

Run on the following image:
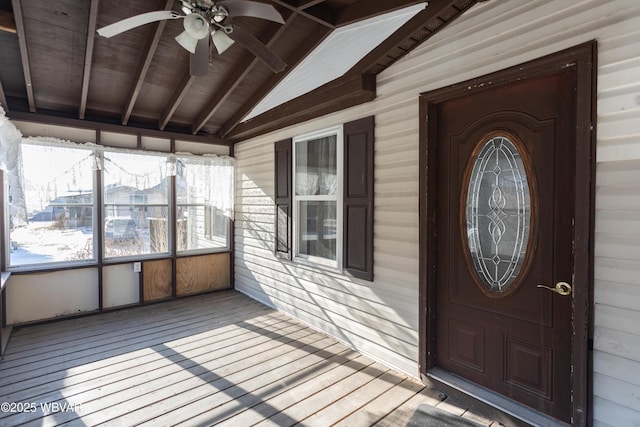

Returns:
465,134,533,294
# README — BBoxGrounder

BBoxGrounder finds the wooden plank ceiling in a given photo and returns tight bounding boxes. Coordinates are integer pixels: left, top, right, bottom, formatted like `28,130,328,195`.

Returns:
0,0,479,144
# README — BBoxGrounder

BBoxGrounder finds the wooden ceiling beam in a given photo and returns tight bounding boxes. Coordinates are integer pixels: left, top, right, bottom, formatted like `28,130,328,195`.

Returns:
336,0,426,26
191,14,296,135
226,73,376,141
295,0,326,8
79,0,99,120
296,3,335,27
122,0,173,125
0,9,16,33
270,0,335,28
189,54,256,135
348,0,467,74
8,110,232,147
0,79,8,112
10,0,35,113
219,24,332,139
159,72,196,131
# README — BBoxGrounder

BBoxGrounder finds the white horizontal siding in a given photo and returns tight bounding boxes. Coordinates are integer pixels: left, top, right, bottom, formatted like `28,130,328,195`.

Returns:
234,110,421,374
235,0,640,422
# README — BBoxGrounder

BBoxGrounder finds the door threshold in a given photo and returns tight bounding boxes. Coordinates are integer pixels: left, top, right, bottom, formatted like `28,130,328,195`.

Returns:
426,368,570,427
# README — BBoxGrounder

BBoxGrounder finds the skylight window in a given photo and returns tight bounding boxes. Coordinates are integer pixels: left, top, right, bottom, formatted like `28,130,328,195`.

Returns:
244,3,427,121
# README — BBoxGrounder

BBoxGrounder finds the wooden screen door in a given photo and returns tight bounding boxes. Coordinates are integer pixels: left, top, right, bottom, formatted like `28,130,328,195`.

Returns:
420,44,595,424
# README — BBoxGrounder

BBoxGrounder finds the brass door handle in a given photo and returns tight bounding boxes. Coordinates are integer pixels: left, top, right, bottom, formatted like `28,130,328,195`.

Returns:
537,281,572,296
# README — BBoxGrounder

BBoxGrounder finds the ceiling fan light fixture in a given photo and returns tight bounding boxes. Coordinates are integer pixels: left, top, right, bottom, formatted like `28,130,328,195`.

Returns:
183,13,210,39
175,13,210,54
212,30,235,54
175,30,199,53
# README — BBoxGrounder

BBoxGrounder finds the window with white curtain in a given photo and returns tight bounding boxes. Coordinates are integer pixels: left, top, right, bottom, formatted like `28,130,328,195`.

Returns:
274,116,374,280
175,154,234,253
293,126,342,268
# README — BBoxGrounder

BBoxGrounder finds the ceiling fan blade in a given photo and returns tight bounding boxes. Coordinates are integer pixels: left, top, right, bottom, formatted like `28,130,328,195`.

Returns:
191,37,210,76
218,0,285,24
97,10,182,38
211,30,235,55
227,25,286,73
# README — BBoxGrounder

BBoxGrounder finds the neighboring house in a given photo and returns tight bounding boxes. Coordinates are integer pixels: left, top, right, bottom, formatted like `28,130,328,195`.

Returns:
29,192,92,227
104,184,167,227
29,205,65,222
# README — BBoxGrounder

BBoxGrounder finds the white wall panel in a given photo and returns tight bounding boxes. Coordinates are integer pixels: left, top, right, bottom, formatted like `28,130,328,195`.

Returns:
103,263,140,308
6,268,99,324
234,0,640,421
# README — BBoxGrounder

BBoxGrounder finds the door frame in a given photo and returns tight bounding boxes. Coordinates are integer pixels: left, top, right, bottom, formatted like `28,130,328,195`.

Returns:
418,41,596,426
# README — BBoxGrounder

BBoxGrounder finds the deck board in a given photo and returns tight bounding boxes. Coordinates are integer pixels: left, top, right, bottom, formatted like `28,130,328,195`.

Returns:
1,294,264,364
0,290,499,426
1,313,288,398
158,348,361,426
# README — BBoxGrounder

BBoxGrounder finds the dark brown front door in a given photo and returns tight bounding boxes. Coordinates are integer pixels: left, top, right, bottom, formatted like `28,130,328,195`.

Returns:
433,70,576,421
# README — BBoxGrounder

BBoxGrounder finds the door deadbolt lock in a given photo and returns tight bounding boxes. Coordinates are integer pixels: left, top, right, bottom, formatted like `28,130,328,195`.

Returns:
537,281,572,296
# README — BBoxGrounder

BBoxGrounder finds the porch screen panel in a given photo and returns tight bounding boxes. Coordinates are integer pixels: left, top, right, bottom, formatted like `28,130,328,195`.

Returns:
8,141,95,267
102,150,170,258
175,154,234,252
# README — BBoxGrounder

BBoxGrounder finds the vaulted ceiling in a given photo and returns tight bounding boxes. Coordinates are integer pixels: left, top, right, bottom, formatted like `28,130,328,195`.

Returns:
0,0,479,144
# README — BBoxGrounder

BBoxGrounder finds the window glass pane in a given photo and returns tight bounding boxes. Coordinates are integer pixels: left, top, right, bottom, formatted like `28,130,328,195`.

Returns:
295,136,337,196
103,152,169,204
176,205,228,251
10,143,94,266
175,155,234,252
103,151,170,258
298,201,337,261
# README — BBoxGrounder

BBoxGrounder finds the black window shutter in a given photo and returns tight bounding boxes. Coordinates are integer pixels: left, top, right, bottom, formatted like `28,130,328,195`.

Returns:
274,138,293,259
343,116,374,281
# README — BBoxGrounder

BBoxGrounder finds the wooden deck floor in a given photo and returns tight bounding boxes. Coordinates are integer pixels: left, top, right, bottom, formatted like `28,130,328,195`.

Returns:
0,290,502,426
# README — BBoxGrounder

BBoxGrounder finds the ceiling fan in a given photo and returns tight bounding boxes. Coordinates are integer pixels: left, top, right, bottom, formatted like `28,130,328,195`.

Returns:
97,0,286,76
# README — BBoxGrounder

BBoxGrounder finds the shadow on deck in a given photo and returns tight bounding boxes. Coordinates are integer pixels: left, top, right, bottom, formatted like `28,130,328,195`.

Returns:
0,290,502,426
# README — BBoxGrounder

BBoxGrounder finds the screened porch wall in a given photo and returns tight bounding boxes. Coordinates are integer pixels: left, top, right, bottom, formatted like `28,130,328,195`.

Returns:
4,122,233,324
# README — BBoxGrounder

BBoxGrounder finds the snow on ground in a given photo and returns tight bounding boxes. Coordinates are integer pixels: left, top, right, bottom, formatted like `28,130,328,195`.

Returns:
9,222,93,266
9,222,156,266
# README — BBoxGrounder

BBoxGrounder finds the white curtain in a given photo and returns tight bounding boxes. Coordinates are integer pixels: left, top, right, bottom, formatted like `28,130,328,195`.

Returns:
0,108,27,226
295,136,337,196
175,153,236,218
103,149,169,194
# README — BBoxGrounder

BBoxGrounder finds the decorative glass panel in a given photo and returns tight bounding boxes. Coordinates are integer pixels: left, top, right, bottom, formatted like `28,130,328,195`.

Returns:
466,135,531,293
